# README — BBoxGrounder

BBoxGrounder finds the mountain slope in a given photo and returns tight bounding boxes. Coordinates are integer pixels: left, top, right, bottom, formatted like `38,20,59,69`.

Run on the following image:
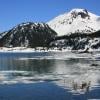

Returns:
48,8,100,36
0,22,57,47
50,30,100,51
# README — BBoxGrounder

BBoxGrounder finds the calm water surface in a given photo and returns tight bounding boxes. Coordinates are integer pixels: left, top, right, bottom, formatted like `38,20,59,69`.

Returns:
0,51,100,100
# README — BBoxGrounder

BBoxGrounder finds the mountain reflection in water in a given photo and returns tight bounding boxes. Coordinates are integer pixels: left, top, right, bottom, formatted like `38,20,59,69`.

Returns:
0,51,100,100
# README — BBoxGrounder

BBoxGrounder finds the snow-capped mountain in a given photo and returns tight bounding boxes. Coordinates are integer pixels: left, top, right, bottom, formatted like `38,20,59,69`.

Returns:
0,8,100,51
48,8,100,36
0,22,57,47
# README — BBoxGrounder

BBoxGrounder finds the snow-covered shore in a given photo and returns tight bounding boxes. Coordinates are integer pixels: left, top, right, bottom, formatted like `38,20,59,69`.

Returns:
0,47,70,53
0,47,35,53
0,47,100,53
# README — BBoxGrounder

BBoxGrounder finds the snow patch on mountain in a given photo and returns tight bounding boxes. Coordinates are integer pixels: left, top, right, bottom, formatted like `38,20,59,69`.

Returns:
48,8,100,36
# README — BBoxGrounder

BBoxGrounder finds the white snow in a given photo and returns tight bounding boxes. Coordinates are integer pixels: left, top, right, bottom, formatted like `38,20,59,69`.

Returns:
48,8,100,36
0,46,100,53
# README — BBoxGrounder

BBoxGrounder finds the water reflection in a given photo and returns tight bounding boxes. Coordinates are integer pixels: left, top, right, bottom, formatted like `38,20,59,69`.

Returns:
0,52,100,96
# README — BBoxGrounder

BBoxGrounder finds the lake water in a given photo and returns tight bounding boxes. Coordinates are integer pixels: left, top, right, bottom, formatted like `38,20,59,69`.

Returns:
0,51,100,100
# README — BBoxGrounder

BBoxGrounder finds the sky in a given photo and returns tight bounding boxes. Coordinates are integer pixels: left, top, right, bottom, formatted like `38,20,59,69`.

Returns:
0,0,100,32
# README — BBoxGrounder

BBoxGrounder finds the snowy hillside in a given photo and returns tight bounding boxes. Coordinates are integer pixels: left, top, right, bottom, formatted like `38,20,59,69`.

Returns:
48,8,100,36
0,22,57,47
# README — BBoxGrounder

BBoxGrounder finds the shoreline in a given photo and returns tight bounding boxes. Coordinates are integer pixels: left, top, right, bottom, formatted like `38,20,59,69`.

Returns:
0,47,100,53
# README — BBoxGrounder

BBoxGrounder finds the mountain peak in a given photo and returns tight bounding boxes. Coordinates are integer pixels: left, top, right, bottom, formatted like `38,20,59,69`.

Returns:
69,8,89,19
70,8,87,13
48,8,100,36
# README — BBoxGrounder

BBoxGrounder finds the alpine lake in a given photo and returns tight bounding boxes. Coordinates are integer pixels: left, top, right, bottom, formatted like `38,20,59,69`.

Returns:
0,51,100,100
